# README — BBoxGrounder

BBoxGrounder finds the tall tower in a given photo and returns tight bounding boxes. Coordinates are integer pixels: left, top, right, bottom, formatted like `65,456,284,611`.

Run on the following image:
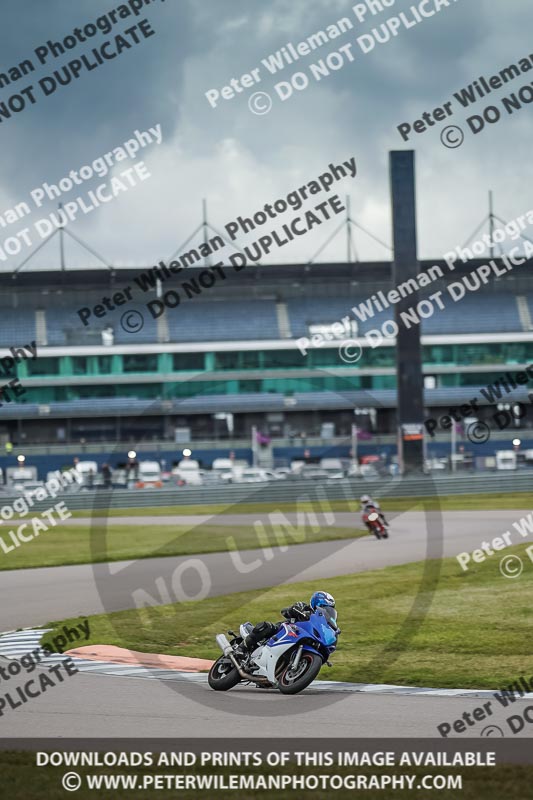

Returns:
389,151,424,473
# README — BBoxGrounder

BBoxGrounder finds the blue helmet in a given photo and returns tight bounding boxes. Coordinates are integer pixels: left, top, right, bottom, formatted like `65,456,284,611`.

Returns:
310,591,335,611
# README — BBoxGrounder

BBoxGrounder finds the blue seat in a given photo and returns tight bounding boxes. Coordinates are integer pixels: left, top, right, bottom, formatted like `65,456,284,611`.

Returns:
166,300,279,342
0,309,36,343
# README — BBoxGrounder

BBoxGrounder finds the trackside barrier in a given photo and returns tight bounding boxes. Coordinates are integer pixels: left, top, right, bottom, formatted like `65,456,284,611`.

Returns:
2,473,530,512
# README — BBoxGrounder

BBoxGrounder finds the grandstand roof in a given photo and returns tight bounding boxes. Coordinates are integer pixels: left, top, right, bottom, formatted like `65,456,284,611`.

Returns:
3,257,533,292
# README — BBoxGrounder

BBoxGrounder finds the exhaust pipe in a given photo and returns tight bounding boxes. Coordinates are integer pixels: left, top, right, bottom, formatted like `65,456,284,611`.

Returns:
229,654,271,685
216,633,232,656
215,633,271,685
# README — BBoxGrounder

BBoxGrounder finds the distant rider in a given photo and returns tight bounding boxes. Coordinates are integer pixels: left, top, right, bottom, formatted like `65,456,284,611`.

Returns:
360,494,389,532
243,591,337,652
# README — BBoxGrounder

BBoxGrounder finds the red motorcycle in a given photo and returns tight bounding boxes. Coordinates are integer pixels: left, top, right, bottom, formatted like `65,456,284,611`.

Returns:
362,506,389,540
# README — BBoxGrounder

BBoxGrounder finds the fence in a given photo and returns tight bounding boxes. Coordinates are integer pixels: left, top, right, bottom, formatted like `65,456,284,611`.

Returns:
6,472,530,513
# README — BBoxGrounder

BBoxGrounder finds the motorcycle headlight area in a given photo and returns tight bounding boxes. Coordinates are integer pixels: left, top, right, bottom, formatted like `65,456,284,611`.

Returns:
315,609,338,644
319,623,337,646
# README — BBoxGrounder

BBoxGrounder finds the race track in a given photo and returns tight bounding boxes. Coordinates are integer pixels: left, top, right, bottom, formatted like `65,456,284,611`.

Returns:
3,668,532,739
1,508,530,739
0,510,526,630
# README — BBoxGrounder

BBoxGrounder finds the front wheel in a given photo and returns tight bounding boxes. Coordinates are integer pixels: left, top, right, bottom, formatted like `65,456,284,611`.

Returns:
208,656,240,691
278,652,322,695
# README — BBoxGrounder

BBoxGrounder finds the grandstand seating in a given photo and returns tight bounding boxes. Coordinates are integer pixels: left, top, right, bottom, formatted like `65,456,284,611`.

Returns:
286,293,522,337
421,293,521,334
45,308,82,346
524,295,533,329
3,383,533,420
114,309,159,345
287,297,392,337
0,288,524,347
0,309,36,343
0,292,520,347
1,259,531,454
165,300,279,342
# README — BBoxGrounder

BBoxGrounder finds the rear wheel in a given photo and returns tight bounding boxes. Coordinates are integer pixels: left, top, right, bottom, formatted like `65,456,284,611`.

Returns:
208,657,240,691
278,652,322,695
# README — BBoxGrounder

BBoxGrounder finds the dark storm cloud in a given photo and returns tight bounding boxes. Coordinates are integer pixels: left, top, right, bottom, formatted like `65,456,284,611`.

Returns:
184,0,533,260
195,0,491,149
0,0,530,268
184,0,493,181
0,0,200,194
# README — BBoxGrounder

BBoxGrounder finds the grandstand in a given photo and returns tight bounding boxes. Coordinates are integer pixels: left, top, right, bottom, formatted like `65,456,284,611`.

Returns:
1,252,533,474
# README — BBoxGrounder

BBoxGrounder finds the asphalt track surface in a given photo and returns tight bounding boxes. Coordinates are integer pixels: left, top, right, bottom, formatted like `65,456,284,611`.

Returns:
2,508,531,739
0,510,528,630
5,669,532,738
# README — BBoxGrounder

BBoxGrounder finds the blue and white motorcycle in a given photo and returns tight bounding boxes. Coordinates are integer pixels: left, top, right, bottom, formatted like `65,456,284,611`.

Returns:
209,606,339,695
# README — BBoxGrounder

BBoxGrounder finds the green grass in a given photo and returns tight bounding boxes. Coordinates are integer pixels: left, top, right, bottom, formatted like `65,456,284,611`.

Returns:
2,489,528,571
1,754,530,800
0,523,365,571
41,542,533,690
67,491,533,518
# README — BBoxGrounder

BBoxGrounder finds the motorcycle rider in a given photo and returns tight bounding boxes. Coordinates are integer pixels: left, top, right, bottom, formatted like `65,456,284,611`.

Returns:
243,591,337,653
360,494,389,531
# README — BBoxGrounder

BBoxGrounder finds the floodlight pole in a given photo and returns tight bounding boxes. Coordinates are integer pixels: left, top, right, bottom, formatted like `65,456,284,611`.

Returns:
451,424,456,473
59,203,65,271
489,191,494,261
202,198,210,267
251,425,258,467
346,195,353,264
351,423,358,467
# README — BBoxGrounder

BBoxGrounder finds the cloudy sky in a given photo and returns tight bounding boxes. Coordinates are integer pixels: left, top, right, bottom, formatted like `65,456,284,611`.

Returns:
0,0,531,271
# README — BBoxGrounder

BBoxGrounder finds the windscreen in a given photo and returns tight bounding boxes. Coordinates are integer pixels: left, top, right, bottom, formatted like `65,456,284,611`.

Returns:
319,606,338,630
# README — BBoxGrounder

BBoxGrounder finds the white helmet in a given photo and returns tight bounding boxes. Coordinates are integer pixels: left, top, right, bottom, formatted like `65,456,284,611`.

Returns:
360,494,371,504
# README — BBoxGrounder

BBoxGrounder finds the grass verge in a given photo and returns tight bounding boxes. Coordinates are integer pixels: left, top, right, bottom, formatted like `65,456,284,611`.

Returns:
67,491,533,517
0,523,364,571
41,542,533,689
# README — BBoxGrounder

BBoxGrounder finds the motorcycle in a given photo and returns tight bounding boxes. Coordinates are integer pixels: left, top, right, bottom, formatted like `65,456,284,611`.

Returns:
363,506,389,539
208,606,339,695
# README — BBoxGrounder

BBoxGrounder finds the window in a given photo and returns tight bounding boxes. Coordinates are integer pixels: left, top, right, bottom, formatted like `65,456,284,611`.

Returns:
213,351,260,370
309,349,344,368
423,345,454,365
169,381,224,398
72,357,88,376
239,379,262,393
97,356,112,373
67,385,110,399
26,357,60,376
123,354,158,373
262,351,298,369
172,353,205,371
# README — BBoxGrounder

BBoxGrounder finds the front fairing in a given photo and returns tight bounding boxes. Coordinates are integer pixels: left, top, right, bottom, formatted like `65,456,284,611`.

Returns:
268,610,338,650
304,610,338,648
253,611,338,684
